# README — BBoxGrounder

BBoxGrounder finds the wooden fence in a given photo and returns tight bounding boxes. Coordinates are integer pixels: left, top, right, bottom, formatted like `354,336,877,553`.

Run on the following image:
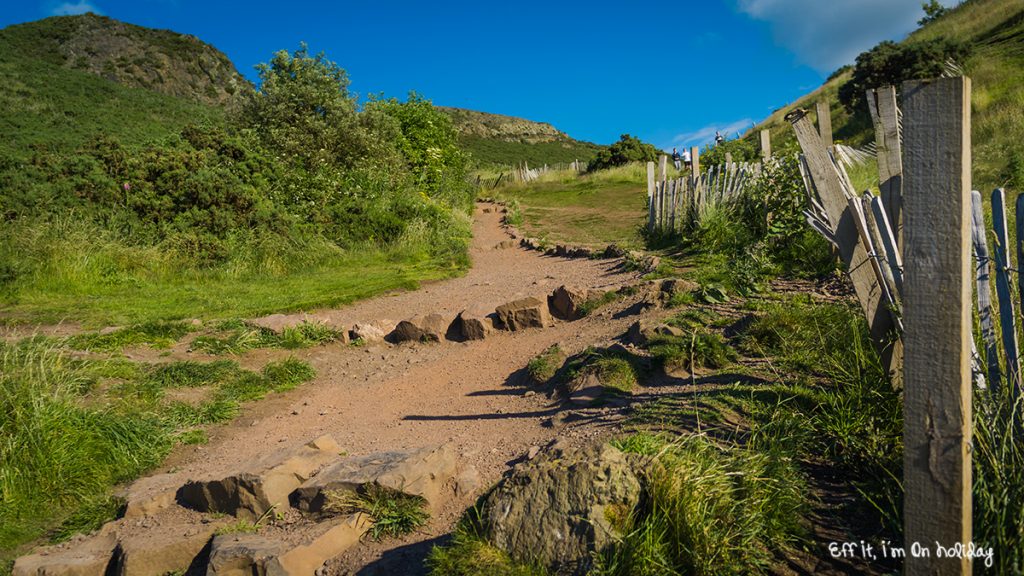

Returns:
646,161,760,234
476,160,587,189
790,76,1024,575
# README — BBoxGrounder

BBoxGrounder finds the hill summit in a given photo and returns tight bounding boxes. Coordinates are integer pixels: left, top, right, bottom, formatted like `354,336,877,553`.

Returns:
0,13,250,105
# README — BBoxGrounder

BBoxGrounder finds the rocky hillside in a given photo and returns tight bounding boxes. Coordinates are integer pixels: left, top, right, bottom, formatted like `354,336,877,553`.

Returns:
440,107,569,143
440,107,603,167
0,13,250,106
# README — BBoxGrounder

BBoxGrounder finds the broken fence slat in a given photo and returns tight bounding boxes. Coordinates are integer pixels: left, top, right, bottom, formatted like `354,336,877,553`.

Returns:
992,187,1021,392
869,195,903,296
971,190,1001,391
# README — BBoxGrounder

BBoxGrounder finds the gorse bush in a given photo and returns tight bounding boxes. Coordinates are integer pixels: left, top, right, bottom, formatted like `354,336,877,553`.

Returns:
588,134,661,172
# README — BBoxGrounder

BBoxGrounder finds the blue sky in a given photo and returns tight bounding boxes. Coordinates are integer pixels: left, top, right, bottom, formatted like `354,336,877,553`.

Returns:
1,1,955,149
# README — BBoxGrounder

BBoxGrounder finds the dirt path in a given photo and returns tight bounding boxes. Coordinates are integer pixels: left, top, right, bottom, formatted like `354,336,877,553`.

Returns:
110,204,648,574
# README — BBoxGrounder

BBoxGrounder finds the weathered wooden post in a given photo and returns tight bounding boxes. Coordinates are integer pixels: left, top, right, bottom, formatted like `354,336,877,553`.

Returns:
816,100,833,148
659,154,668,184
725,152,732,165
868,86,903,248
690,146,700,176
902,76,972,576
759,129,771,161
646,161,655,200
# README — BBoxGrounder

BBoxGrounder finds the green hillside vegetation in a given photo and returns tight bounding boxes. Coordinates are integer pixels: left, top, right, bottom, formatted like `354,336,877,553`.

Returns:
0,16,473,326
735,0,1024,194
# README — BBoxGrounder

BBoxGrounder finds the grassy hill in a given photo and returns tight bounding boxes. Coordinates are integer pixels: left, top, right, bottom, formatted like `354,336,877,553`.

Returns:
440,106,603,167
737,0,1024,194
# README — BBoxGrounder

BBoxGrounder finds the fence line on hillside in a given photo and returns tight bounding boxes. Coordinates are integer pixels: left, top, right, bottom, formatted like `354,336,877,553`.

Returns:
475,160,588,189
646,161,761,234
789,76,1024,575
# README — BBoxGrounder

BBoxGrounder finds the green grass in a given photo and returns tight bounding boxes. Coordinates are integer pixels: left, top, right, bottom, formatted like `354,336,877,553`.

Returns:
492,164,647,249
325,484,430,541
192,321,345,355
526,345,565,385
2,242,464,327
596,433,806,576
458,135,601,169
427,509,549,576
648,329,737,374
65,321,194,351
0,339,318,564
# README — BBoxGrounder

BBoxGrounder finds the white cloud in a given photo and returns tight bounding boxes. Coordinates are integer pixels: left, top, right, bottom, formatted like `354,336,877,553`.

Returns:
735,0,960,72
50,1,103,16
667,118,754,150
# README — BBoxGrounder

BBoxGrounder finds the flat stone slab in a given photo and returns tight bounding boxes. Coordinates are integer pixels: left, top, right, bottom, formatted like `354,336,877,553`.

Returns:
290,444,457,514
12,534,117,576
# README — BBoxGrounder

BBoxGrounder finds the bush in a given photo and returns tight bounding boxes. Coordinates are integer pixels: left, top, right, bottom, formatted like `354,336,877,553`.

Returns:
588,134,661,172
838,38,969,113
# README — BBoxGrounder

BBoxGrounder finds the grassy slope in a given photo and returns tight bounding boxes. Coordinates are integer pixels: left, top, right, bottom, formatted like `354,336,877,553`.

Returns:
491,164,650,249
460,135,603,168
744,0,1024,194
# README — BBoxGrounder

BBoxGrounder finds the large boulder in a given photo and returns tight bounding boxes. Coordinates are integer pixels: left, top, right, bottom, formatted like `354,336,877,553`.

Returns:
457,306,498,341
480,441,641,575
119,473,178,519
290,444,457,514
178,435,343,521
390,314,448,343
350,322,389,344
548,285,588,320
495,297,551,331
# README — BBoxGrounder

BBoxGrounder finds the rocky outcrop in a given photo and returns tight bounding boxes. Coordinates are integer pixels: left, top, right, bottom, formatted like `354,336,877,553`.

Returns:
495,297,551,331
12,533,117,576
480,441,642,575
177,435,342,520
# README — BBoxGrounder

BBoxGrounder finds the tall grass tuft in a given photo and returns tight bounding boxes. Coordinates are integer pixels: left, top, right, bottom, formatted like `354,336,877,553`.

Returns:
0,340,171,551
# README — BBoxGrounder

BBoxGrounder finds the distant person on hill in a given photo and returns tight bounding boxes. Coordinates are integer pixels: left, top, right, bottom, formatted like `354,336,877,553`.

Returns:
671,147,682,170
715,130,725,146
682,147,692,171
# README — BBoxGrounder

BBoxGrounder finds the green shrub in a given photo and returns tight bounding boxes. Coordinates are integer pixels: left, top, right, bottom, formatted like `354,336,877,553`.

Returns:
588,134,660,172
325,485,430,540
526,345,565,385
647,329,736,374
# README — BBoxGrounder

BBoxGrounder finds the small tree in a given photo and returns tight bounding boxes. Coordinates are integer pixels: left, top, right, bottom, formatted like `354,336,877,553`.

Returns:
918,0,948,26
588,134,660,172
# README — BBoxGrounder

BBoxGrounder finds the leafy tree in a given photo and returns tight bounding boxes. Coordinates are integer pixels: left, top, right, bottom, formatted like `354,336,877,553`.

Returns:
238,44,370,171
837,38,969,112
588,134,661,172
919,0,948,26
365,92,468,205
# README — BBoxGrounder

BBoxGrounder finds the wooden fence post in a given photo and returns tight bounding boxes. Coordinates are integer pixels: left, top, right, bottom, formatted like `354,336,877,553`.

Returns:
991,188,1021,391
972,190,1001,389
902,76,972,576
646,161,655,199
659,155,668,185
759,129,771,161
690,146,700,176
816,100,833,148
725,152,732,165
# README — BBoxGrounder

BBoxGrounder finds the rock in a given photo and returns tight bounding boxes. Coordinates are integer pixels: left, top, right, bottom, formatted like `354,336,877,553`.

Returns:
603,244,626,258
178,435,343,521
481,441,641,575
119,473,178,519
350,323,386,344
206,515,370,576
526,446,540,459
495,297,551,331
206,534,285,576
390,314,448,343
494,240,516,250
454,466,481,498
291,444,457,513
273,513,371,575
627,320,684,346
483,207,493,213
555,244,569,257
457,306,497,341
113,521,219,576
659,278,696,297
12,534,116,576
548,285,588,320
